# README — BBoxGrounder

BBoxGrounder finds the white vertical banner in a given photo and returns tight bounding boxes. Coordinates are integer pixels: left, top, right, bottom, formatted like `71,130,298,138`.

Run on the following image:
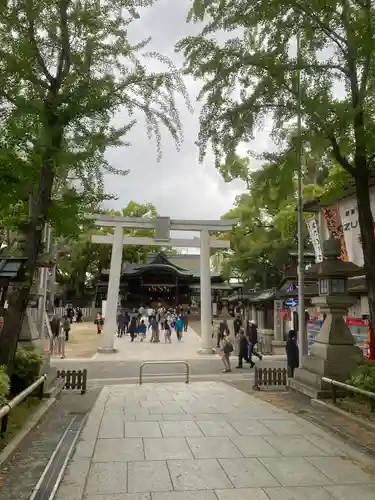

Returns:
305,216,323,263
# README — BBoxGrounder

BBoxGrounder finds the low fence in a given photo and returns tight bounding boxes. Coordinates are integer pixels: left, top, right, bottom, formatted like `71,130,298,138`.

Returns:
253,367,288,390
57,369,87,394
0,374,47,437
322,376,375,412
54,307,93,319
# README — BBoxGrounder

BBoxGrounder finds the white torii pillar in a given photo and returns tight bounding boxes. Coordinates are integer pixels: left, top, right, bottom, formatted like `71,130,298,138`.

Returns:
88,215,238,353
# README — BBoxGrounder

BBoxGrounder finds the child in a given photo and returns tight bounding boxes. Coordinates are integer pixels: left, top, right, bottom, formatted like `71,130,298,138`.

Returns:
286,329,299,377
174,315,184,341
221,333,233,373
138,320,147,342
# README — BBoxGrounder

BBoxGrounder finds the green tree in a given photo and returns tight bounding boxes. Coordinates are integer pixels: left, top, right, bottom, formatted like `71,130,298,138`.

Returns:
178,1,375,347
57,201,162,296
0,0,190,372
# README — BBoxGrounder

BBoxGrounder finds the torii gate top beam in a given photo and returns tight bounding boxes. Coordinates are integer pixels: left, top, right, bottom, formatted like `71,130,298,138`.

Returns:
85,214,238,233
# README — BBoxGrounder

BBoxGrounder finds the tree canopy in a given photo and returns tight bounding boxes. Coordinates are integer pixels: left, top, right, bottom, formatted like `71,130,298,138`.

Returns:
178,1,375,355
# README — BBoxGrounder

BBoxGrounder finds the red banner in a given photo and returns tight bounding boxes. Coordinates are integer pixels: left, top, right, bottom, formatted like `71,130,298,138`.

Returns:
322,206,348,261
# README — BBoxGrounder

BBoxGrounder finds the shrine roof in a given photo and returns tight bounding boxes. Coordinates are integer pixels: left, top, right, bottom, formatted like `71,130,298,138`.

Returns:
101,251,222,279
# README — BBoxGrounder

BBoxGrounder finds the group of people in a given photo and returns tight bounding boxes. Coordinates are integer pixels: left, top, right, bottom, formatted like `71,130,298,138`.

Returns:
216,316,300,376
215,317,263,373
116,306,190,343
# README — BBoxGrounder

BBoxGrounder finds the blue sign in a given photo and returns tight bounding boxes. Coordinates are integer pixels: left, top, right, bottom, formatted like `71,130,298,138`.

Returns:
286,284,298,292
285,298,298,308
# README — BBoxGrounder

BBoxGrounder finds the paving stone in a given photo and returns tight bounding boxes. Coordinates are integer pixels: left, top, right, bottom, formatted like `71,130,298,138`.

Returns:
229,435,281,458
307,457,375,484
144,438,193,460
62,458,91,487
98,414,125,439
141,400,163,409
230,419,273,436
73,439,96,459
196,421,239,437
214,488,271,500
219,458,279,488
193,414,229,421
93,438,144,462
264,436,329,457
160,421,203,437
151,491,217,500
127,461,172,493
85,495,150,500
258,457,333,487
125,422,162,438
263,486,335,500
324,484,375,500
85,462,127,495
162,414,197,421
261,420,307,436
55,484,84,500
167,459,233,491
187,437,243,459
159,402,186,414
135,414,164,421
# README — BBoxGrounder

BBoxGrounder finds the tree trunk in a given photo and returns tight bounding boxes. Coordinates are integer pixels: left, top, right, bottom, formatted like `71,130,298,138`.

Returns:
355,170,375,358
0,110,61,375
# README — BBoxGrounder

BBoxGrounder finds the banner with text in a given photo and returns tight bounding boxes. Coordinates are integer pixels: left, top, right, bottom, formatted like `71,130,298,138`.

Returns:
305,216,323,263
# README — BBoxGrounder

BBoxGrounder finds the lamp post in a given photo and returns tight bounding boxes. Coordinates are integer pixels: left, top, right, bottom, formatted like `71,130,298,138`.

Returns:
296,32,307,365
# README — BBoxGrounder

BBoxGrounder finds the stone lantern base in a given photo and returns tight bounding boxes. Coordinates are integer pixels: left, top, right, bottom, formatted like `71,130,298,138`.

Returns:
289,295,363,399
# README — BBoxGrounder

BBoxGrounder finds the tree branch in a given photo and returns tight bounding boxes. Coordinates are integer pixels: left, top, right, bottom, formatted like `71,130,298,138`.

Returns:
25,2,55,85
55,0,71,86
329,133,355,175
292,1,348,55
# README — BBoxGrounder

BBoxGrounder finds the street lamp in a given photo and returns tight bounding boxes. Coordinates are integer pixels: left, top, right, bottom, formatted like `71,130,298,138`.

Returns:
296,32,307,365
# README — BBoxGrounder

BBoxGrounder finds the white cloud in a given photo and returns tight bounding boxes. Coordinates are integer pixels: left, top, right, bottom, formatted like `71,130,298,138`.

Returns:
104,0,272,219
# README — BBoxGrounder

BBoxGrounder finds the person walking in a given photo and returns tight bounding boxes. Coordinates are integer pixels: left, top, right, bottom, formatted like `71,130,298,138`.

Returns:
128,315,137,342
95,312,104,334
217,319,229,348
236,329,249,368
62,315,71,342
286,329,299,377
220,333,233,373
184,310,190,332
150,316,160,342
175,315,184,341
233,316,241,336
248,320,263,367
161,319,172,343
138,319,147,342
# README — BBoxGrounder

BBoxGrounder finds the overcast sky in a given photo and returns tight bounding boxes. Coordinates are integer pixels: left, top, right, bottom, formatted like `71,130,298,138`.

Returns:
104,0,272,221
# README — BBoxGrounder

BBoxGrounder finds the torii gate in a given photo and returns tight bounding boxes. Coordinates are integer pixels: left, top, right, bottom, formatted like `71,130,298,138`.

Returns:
87,214,238,354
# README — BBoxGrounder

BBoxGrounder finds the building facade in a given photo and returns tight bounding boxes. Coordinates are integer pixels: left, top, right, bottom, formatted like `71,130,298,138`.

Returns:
96,251,238,310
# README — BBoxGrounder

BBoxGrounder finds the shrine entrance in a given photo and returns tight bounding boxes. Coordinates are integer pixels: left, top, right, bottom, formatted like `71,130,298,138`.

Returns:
88,214,238,354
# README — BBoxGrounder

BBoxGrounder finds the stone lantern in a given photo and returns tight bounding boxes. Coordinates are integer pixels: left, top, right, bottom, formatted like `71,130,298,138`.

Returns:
289,237,363,399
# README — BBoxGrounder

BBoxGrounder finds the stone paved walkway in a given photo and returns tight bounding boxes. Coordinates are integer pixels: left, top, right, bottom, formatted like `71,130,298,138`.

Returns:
56,382,375,500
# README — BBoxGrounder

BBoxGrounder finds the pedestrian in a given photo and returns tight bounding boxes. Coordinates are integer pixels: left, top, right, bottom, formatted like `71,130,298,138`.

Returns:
147,306,154,325
66,305,74,324
174,315,184,341
124,311,130,334
76,307,83,323
184,310,190,332
236,328,249,368
233,316,241,336
162,319,172,343
128,315,137,342
62,315,71,342
286,329,299,377
221,333,233,373
95,312,104,334
217,319,229,348
150,316,160,342
247,320,263,367
138,319,147,342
